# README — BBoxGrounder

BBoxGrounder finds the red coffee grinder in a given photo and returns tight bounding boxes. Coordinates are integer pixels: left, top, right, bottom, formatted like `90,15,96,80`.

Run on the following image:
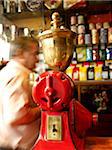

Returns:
32,12,94,150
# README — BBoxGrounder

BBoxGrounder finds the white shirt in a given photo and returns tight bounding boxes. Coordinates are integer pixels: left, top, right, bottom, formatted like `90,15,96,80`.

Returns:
0,60,40,150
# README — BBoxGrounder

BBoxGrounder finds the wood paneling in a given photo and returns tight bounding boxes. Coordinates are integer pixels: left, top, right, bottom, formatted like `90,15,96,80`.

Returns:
85,136,112,150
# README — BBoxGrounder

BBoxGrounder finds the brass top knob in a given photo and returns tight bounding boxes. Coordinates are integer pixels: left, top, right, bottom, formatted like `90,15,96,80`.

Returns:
51,12,60,29
52,12,60,20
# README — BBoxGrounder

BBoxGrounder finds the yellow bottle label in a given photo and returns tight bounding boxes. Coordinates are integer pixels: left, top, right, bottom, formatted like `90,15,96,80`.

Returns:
95,66,102,80
79,67,87,81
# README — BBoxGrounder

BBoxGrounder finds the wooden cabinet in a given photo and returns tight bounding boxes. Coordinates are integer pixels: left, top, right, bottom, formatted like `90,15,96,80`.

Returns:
74,80,112,101
73,80,112,136
74,80,112,113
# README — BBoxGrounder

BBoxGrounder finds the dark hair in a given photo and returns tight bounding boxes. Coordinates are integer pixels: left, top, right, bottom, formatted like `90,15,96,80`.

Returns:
9,36,39,58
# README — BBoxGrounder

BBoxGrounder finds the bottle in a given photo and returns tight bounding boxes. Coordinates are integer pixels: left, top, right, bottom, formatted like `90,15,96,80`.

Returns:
0,24,3,39
17,0,22,13
87,66,94,80
10,24,16,41
10,0,16,14
66,64,74,79
18,27,24,36
79,66,87,81
95,61,103,80
6,0,10,13
19,0,26,12
3,0,7,13
79,62,89,81
86,46,93,61
71,49,77,64
99,44,106,61
92,45,99,61
106,45,112,60
0,24,7,41
24,27,30,36
72,65,79,81
109,63,112,79
102,65,109,80
4,25,11,42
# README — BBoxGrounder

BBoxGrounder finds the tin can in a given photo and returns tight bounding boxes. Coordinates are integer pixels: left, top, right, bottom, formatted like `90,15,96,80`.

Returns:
103,22,110,29
77,15,84,24
85,34,91,45
70,25,77,33
108,27,112,44
70,16,77,25
100,28,108,44
78,34,85,45
96,22,102,30
89,23,95,30
77,25,85,34
91,29,99,44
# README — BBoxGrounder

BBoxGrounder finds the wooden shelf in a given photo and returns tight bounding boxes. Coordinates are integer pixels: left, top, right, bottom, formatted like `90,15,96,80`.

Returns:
74,80,112,86
3,9,50,20
67,1,112,15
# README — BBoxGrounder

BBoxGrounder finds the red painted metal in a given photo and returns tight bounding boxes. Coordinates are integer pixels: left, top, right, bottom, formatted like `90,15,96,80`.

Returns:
32,71,92,150
32,71,74,111
33,111,75,150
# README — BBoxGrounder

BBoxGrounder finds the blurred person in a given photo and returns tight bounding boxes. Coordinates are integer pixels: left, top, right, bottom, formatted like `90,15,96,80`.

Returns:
0,36,41,150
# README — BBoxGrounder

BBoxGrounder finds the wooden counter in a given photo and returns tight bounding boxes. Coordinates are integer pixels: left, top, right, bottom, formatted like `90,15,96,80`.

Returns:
85,136,112,150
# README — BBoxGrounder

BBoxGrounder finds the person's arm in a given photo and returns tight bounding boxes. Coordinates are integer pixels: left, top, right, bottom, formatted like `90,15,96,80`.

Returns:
3,74,41,126
11,106,41,126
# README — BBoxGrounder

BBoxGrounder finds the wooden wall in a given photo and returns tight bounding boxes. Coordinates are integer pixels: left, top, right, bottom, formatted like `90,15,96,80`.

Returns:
12,16,51,31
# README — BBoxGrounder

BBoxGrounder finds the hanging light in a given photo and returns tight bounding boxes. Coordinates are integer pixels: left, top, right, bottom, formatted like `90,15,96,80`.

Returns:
26,0,43,12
